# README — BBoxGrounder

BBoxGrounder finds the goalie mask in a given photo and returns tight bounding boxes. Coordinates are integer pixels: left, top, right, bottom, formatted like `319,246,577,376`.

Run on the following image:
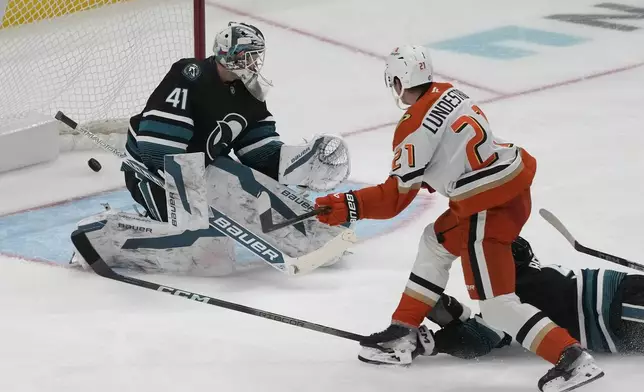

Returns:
213,22,272,101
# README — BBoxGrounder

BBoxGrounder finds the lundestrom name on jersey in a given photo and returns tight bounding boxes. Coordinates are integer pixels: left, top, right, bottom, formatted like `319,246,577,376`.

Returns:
423,89,470,134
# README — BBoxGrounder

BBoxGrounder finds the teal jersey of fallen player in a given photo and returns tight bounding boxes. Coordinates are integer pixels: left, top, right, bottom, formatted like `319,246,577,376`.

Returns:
574,268,628,353
125,57,283,178
516,264,628,353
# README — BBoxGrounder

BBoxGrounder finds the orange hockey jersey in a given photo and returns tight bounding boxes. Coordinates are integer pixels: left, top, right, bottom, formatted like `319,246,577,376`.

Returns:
353,82,537,220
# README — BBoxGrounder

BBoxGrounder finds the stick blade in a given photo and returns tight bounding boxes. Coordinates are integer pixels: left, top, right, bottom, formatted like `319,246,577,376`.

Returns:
290,229,357,275
538,208,577,247
54,110,78,129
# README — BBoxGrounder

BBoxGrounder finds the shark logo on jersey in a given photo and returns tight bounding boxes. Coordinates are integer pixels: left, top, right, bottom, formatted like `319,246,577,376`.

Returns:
206,113,248,161
182,63,201,81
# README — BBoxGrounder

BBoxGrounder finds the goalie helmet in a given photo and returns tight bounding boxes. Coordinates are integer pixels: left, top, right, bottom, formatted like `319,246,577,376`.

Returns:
384,45,434,108
213,22,272,100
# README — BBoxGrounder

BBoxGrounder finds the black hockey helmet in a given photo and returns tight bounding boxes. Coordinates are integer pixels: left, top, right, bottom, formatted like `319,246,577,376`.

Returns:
511,236,534,263
511,236,540,273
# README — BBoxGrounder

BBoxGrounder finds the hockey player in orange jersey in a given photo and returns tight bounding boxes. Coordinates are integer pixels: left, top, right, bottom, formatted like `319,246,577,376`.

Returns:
314,45,604,392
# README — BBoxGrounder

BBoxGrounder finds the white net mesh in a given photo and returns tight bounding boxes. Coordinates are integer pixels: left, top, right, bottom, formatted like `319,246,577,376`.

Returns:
0,0,199,151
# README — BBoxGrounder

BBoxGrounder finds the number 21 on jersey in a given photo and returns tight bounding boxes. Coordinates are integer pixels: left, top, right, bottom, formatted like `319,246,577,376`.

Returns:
451,105,498,171
392,143,415,171
166,88,188,110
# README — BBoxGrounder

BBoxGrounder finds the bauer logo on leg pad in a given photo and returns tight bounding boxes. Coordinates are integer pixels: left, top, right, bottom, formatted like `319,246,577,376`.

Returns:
281,189,314,211
209,207,284,268
168,192,179,227
117,223,153,233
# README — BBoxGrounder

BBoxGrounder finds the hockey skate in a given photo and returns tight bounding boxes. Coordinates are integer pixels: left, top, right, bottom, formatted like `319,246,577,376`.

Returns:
538,345,604,392
358,324,436,365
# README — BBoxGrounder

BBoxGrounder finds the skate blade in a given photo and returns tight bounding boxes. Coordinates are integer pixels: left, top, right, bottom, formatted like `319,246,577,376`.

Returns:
357,354,411,366
358,346,413,366
543,365,605,392
559,371,604,392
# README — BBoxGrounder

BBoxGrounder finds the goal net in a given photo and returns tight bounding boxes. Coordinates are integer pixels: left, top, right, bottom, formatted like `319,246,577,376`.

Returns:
0,0,205,151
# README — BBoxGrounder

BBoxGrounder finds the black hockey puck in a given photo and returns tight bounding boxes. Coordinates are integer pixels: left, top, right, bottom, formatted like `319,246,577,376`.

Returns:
88,158,102,172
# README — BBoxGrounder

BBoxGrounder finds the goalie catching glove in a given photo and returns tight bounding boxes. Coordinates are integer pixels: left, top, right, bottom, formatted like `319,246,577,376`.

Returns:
278,134,350,191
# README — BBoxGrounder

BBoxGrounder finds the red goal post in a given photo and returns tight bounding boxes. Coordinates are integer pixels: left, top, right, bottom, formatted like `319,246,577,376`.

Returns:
0,0,206,151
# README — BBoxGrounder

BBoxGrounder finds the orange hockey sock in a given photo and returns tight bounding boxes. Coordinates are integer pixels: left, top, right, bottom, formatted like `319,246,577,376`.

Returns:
534,326,579,364
391,292,433,328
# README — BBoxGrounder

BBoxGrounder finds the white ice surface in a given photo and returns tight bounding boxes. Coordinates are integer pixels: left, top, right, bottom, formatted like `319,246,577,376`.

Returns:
1,0,643,390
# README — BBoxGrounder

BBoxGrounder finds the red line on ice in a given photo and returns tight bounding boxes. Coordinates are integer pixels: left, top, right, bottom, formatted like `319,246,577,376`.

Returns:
205,0,505,96
205,1,644,138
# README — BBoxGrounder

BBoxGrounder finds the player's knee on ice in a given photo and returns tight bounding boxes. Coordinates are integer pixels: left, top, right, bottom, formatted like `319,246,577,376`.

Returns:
427,294,472,327
428,295,510,359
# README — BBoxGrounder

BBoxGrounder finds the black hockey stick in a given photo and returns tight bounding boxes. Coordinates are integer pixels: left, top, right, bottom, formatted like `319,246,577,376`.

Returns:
70,228,366,342
55,111,165,187
539,208,644,272
256,191,331,233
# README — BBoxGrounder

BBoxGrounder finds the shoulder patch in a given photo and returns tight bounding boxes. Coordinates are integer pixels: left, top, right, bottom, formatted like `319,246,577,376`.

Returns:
397,113,412,126
182,63,202,81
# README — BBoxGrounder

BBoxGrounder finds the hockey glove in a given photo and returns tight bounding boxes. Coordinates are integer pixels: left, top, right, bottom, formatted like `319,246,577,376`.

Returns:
315,191,360,226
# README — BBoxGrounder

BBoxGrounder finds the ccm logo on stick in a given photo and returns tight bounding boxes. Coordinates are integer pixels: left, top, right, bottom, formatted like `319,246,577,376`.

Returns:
158,286,211,303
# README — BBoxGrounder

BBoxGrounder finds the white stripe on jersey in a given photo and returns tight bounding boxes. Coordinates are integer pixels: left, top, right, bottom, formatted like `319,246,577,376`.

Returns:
623,316,644,323
596,270,618,353
237,136,280,156
473,211,495,299
258,116,275,122
135,135,188,150
575,269,588,349
143,109,194,126
450,151,523,199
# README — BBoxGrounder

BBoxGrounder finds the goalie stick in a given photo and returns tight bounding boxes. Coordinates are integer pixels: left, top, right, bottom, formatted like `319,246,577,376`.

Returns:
256,191,331,233
55,111,356,276
539,208,644,272
70,228,366,342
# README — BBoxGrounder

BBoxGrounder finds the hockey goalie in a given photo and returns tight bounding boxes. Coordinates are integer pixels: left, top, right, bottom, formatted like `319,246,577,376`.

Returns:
69,21,352,276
